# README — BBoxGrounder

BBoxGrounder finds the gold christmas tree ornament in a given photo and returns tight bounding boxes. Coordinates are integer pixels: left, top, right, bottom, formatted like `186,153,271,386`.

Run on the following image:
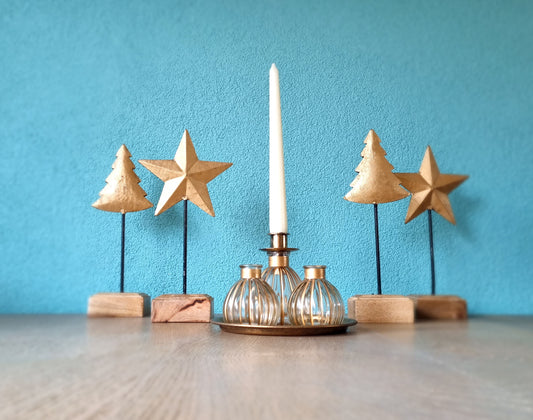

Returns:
89,144,152,318
92,144,153,214
139,130,232,216
344,130,409,205
395,145,468,225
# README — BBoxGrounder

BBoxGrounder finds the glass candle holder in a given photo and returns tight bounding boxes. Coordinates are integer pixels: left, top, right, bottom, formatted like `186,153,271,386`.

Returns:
261,233,302,325
288,265,345,326
223,265,280,325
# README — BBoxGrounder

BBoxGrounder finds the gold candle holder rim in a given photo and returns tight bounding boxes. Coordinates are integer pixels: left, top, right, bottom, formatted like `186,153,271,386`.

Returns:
303,265,326,279
260,232,298,253
260,247,299,252
240,264,262,278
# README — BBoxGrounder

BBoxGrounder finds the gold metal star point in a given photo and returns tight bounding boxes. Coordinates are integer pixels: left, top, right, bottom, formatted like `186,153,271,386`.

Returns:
396,146,468,224
139,130,232,217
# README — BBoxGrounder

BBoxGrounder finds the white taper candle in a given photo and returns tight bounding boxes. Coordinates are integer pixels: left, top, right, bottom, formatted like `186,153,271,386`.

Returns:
269,63,288,234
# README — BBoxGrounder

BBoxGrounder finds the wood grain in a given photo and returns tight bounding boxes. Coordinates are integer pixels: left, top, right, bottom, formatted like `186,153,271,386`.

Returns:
348,294,415,323
151,294,213,323
411,295,468,320
87,292,150,317
1,316,532,420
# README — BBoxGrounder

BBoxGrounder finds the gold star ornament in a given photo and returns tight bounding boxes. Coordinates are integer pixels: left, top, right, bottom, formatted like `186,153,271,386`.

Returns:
139,130,232,216
396,146,468,224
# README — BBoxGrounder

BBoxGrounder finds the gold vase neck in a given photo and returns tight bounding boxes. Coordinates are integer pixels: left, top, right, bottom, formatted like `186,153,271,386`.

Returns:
240,264,262,279
269,233,288,249
268,255,289,267
304,265,326,280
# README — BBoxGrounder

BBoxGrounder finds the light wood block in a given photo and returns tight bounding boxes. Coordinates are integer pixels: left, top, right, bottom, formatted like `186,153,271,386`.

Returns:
348,295,415,323
87,293,150,317
411,295,467,320
151,294,213,323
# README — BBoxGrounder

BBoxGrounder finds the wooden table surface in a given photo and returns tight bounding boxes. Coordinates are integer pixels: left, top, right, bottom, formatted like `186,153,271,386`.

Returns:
0,315,532,420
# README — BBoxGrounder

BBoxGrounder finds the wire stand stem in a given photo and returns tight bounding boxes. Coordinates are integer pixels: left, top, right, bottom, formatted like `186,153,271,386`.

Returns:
374,204,382,295
120,212,125,293
183,199,188,294
428,209,436,295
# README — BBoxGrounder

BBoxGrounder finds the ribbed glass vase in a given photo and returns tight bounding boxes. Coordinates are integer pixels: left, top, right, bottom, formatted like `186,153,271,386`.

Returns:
261,258,301,325
288,265,344,326
223,265,280,325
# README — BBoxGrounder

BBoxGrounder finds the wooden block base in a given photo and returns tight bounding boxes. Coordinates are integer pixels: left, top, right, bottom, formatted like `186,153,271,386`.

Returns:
348,295,415,323
88,293,150,318
151,294,213,323
411,295,467,320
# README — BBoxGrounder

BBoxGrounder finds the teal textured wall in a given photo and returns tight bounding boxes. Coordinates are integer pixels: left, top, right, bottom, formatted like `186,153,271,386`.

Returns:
1,0,532,314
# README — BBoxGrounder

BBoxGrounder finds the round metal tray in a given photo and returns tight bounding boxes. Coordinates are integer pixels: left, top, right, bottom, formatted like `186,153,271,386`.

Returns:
211,316,357,336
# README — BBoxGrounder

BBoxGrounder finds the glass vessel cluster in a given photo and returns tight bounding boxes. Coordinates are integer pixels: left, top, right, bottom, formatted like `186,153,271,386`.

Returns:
223,261,345,327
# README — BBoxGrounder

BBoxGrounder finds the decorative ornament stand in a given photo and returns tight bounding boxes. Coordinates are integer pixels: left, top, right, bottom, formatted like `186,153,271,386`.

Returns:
344,130,414,323
396,146,469,321
139,130,232,323
148,200,214,323
261,233,301,325
348,295,414,323
89,145,153,317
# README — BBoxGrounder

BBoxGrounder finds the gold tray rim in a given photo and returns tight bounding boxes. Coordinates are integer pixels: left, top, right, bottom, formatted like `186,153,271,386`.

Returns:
211,316,357,336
